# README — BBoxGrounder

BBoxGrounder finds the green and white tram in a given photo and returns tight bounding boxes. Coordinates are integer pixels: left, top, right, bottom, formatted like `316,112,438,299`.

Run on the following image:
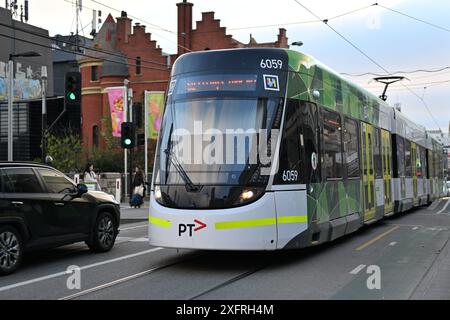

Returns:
149,48,445,250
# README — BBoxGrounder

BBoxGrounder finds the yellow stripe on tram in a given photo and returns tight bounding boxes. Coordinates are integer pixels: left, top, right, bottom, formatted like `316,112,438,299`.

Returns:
215,216,307,230
148,216,172,228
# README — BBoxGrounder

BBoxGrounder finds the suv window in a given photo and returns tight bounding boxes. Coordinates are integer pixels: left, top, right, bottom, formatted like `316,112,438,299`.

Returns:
36,168,76,194
2,168,44,193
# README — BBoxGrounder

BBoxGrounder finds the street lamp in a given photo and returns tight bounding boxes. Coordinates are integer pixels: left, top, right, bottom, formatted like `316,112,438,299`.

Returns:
291,41,303,47
7,51,41,161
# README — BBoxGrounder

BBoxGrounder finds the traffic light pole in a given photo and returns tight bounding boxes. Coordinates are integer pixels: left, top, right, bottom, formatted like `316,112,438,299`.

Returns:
41,66,47,163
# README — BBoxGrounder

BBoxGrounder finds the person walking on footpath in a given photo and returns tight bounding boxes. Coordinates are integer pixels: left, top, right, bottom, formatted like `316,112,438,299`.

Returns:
83,163,100,190
131,166,146,208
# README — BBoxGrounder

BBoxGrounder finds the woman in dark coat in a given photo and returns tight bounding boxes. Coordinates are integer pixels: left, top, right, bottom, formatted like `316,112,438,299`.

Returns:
131,166,146,208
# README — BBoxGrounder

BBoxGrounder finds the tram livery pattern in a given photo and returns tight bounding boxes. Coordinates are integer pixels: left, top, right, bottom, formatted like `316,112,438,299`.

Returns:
149,48,446,250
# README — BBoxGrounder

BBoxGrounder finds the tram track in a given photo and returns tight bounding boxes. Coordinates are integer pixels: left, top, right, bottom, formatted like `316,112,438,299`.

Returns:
59,250,278,300
58,251,211,300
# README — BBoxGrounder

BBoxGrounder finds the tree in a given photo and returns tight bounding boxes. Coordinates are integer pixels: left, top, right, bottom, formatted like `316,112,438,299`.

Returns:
46,131,83,173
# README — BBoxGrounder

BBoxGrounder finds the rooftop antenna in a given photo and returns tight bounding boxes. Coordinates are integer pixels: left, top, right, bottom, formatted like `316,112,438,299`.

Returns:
90,9,97,37
75,0,82,52
373,76,407,101
24,0,28,22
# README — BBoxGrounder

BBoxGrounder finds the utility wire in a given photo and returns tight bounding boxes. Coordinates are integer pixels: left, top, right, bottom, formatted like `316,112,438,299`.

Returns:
0,32,170,72
0,22,170,68
342,65,450,77
292,0,442,131
376,3,450,34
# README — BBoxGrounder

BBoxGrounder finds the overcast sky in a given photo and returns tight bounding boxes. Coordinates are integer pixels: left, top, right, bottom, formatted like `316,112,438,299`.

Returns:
15,0,450,132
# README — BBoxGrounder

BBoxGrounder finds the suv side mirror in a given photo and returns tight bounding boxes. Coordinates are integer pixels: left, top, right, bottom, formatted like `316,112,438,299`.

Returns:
77,184,88,195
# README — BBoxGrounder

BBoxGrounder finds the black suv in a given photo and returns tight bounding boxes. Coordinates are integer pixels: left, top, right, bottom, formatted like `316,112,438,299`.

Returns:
0,162,120,275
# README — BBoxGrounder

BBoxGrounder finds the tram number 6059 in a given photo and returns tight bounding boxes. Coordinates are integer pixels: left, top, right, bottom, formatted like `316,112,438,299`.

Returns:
282,170,298,182
260,59,283,70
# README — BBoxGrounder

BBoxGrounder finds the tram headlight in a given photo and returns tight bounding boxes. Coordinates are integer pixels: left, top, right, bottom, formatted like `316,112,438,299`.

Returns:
154,186,162,201
240,190,255,202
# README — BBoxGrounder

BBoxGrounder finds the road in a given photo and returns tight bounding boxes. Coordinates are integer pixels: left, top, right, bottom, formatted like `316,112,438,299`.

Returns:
0,200,449,300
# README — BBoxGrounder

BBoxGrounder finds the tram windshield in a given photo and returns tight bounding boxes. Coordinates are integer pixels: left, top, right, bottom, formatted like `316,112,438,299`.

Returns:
155,95,282,186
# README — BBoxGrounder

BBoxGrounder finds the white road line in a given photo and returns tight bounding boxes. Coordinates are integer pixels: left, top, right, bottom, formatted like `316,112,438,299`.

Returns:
129,237,149,242
389,242,397,246
349,264,366,275
0,248,163,293
120,224,147,231
428,199,442,210
437,199,450,214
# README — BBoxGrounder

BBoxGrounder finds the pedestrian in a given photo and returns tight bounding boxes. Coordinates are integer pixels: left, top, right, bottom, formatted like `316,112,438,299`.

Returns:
83,163,100,190
131,166,145,208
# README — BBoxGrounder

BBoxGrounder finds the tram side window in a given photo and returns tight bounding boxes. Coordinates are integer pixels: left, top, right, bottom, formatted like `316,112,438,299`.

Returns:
416,146,423,178
343,117,360,178
374,128,382,178
274,100,302,184
321,109,343,179
421,146,427,178
396,136,405,178
405,140,412,178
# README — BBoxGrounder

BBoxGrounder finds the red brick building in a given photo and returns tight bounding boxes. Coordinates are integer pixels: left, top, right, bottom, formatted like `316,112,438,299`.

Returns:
78,0,289,151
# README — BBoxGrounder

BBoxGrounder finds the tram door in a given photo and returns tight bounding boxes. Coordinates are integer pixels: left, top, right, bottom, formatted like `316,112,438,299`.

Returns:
381,129,393,214
411,142,419,206
361,123,376,221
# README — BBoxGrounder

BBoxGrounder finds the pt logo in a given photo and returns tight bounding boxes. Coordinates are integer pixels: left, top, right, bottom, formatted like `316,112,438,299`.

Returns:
178,219,207,237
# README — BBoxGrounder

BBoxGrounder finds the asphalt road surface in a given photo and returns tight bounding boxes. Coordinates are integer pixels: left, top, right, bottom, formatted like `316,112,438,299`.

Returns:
0,200,449,300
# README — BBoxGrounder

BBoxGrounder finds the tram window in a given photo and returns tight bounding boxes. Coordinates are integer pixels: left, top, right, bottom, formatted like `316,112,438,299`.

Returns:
416,146,423,177
405,140,412,177
421,147,427,178
274,100,302,184
396,136,405,177
321,109,343,179
374,128,382,178
343,117,359,178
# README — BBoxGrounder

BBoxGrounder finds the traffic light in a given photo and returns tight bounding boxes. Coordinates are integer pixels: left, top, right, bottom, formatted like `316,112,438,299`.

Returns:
64,72,81,107
121,122,136,149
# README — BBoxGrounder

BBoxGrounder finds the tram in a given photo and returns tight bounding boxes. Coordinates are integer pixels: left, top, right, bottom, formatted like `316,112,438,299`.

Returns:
149,48,445,250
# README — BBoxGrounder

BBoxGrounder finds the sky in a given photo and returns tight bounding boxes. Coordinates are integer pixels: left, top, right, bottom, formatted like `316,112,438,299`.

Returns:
13,0,450,132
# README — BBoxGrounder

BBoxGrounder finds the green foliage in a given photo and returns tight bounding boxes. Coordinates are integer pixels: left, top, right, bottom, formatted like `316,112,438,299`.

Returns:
46,132,82,173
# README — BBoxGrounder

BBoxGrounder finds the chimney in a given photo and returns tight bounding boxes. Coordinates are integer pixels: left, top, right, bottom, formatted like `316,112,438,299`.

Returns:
277,28,288,48
116,11,132,44
177,0,193,56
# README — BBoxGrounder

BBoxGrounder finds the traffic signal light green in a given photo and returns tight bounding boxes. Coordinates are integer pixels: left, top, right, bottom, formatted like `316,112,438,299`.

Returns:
65,72,81,107
121,122,136,149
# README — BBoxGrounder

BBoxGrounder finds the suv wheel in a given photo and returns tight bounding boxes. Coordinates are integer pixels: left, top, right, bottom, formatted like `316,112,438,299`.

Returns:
0,226,23,276
88,212,117,253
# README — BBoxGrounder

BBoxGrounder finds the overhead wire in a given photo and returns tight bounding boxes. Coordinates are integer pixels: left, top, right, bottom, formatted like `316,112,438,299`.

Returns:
292,0,442,131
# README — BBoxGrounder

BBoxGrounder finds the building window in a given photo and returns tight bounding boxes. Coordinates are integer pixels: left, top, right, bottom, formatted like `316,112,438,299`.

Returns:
91,66,99,81
343,117,360,178
93,125,99,148
321,108,343,179
136,57,141,75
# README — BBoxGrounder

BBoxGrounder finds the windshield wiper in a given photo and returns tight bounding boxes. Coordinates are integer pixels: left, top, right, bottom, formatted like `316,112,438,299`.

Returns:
164,147,201,192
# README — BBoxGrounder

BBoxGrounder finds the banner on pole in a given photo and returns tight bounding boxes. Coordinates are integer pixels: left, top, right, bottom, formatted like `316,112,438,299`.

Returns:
145,91,165,140
106,87,126,137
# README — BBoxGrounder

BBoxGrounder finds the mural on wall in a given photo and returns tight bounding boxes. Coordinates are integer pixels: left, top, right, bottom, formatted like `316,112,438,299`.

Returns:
0,61,43,101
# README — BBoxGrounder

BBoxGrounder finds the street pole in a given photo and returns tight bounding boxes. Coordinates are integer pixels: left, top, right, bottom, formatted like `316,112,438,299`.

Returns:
7,58,14,161
128,87,134,202
41,66,48,162
123,80,129,200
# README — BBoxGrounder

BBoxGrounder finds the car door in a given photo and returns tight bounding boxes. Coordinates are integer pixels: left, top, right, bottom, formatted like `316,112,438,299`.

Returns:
35,168,93,235
0,167,53,238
